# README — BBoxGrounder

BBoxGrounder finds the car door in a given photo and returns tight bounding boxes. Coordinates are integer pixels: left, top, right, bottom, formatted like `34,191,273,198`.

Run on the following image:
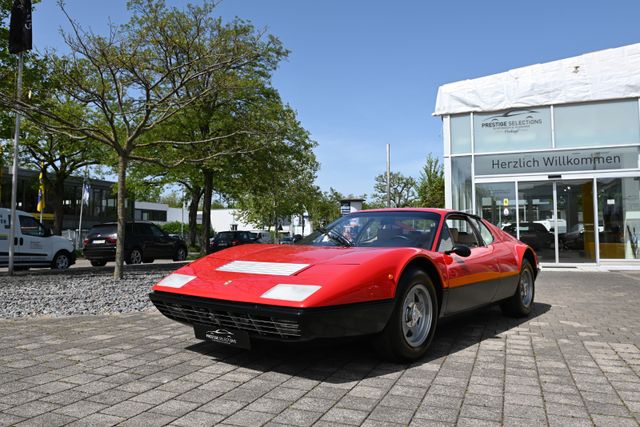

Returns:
439,214,501,314
17,215,50,264
136,223,159,259
148,223,174,258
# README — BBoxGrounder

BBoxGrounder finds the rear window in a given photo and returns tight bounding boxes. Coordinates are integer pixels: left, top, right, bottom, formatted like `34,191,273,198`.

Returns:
88,224,116,237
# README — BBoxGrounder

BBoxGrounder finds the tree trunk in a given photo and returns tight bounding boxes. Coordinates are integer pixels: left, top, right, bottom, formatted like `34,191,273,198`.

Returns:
188,185,202,248
51,178,66,235
114,154,128,280
200,170,213,257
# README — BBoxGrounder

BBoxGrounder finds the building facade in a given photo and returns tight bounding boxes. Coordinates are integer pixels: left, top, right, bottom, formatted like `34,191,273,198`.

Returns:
435,44,640,265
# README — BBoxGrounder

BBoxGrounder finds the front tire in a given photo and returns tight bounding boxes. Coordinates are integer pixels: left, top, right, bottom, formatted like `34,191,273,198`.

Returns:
500,259,535,317
374,268,438,362
126,248,143,265
51,251,71,270
173,246,187,261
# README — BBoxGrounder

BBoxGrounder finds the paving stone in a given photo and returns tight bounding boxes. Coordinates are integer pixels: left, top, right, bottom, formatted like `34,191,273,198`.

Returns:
3,400,60,418
117,411,176,427
171,410,226,426
223,409,275,426
54,400,108,418
14,412,76,427
66,412,125,426
320,407,369,425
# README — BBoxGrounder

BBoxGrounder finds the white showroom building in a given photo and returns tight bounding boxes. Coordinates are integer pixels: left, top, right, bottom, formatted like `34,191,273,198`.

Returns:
435,43,640,265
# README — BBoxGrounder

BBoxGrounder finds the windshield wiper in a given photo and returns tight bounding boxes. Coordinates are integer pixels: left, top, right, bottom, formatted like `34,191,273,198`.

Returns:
319,227,353,247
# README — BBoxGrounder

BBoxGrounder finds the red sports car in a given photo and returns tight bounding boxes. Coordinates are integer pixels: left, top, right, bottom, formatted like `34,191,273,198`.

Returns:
150,209,538,361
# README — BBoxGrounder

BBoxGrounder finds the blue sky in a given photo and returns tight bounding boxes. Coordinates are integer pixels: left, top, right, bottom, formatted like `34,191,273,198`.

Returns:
33,0,640,197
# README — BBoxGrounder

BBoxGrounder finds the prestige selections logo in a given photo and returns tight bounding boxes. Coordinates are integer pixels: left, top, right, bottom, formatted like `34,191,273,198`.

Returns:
205,328,238,345
481,109,543,134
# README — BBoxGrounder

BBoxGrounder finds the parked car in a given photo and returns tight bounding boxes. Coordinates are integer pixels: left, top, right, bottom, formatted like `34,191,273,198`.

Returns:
208,231,257,253
150,208,538,362
503,222,554,250
559,223,605,250
83,222,187,267
0,208,76,270
279,234,303,245
251,231,273,244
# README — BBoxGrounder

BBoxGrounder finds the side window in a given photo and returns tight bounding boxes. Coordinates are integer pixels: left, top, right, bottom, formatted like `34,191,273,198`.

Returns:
149,224,165,237
19,215,45,237
471,217,494,245
135,223,153,236
444,217,480,248
437,224,454,252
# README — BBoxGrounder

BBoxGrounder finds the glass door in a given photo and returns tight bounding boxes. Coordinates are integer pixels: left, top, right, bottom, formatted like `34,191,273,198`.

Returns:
556,179,596,263
517,181,556,263
475,182,516,229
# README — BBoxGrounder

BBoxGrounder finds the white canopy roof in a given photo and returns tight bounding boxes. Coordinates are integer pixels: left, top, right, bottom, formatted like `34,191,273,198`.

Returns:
434,43,640,116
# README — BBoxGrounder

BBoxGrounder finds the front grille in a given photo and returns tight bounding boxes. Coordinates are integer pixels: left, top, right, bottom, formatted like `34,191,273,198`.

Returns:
152,299,302,339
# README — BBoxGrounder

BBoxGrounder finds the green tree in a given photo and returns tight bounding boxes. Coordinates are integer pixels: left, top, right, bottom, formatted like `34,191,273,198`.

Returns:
0,0,285,278
415,153,445,208
371,171,417,208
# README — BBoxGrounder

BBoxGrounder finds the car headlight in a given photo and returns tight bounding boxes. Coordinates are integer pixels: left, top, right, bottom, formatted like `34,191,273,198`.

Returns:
156,274,196,288
260,284,321,302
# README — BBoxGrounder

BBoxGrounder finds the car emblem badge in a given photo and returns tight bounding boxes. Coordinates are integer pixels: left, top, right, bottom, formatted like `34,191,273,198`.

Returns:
223,280,233,286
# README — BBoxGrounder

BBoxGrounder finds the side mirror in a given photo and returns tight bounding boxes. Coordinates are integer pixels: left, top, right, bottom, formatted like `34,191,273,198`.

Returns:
445,245,471,257
44,227,52,237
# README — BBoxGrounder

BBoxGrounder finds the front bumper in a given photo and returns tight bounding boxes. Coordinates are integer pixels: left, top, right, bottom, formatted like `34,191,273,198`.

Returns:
149,291,394,342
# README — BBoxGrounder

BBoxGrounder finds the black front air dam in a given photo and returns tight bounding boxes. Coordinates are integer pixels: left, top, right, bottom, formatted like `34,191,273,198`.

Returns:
149,291,395,342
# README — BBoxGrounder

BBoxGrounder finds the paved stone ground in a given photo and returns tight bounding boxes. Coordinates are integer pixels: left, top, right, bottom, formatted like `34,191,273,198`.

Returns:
1,270,639,427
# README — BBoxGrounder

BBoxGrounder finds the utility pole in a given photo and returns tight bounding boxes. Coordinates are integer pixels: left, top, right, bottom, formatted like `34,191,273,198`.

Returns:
386,144,391,208
8,52,24,275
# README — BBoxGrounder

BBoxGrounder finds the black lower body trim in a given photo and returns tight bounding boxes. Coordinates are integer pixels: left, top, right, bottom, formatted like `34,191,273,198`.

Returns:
149,291,395,342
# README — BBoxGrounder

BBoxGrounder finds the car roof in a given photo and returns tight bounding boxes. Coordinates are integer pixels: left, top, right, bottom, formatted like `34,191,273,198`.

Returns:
91,221,155,226
356,208,454,215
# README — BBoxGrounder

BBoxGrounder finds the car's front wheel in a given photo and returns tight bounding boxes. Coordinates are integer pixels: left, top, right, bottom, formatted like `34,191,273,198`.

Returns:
374,268,438,362
173,246,187,261
51,251,71,270
500,259,535,317
126,248,143,265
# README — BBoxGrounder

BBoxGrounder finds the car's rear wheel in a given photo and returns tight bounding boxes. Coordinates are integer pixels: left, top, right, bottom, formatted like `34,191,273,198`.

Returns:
51,251,71,270
173,246,187,261
500,259,535,317
90,260,107,267
374,268,438,362
126,248,143,265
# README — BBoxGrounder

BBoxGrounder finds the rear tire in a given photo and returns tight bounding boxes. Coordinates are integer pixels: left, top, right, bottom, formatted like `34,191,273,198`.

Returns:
90,260,107,267
373,268,438,362
51,251,71,270
500,259,535,317
126,248,143,265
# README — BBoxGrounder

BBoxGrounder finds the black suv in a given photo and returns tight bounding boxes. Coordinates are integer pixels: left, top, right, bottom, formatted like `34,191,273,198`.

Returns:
83,222,188,267
208,230,258,253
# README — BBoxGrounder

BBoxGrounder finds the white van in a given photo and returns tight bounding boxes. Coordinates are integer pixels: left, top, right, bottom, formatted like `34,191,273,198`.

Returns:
0,208,76,270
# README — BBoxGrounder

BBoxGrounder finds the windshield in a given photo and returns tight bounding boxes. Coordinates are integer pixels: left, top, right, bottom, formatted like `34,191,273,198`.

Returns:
299,211,441,249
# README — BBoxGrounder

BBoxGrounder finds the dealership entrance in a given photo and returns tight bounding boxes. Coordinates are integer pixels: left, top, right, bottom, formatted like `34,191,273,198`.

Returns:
475,173,640,265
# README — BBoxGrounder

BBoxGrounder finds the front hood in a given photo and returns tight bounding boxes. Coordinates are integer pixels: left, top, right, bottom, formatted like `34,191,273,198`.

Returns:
152,244,423,307
209,243,394,265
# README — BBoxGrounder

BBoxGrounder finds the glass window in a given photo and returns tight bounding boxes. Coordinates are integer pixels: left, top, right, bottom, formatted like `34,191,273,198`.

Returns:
450,114,471,154
474,107,552,153
444,217,480,248
437,224,453,252
475,182,516,229
555,100,640,148
149,224,166,237
19,215,46,237
451,156,472,213
299,211,440,249
597,177,640,260
471,217,494,245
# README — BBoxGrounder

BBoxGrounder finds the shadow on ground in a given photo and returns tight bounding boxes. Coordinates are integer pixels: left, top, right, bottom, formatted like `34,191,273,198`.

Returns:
183,302,552,383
